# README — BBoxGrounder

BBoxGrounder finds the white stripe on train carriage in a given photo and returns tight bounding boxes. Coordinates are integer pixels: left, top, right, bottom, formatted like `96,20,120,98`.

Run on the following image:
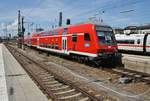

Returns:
38,46,65,54
37,46,97,57
69,51,97,57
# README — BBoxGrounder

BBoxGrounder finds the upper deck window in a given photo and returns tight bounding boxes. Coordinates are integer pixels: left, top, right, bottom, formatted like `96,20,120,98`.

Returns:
63,28,68,35
72,34,77,42
84,33,91,41
55,31,58,35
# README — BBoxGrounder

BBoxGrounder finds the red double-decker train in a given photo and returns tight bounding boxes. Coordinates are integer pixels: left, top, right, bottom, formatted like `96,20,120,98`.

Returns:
25,23,119,65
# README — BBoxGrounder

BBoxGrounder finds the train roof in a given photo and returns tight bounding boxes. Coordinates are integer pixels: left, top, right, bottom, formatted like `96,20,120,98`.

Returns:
55,21,111,29
124,24,150,30
30,22,112,37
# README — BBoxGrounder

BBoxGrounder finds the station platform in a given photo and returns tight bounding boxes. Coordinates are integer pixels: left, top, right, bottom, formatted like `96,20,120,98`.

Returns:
0,44,49,101
122,54,150,74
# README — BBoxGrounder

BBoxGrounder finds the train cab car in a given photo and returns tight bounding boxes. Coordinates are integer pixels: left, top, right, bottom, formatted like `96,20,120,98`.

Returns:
27,23,119,65
94,25,118,59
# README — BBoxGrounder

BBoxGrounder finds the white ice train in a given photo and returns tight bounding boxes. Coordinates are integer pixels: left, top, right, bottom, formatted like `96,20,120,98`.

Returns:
115,34,150,53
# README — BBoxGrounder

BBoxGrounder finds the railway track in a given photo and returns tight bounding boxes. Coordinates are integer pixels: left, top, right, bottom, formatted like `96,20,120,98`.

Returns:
37,47,150,84
6,43,150,101
111,68,150,84
6,45,100,101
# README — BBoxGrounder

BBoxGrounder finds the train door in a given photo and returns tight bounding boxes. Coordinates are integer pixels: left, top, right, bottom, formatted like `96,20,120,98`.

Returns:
146,34,150,53
62,28,68,54
143,34,149,53
62,37,67,54
136,38,143,52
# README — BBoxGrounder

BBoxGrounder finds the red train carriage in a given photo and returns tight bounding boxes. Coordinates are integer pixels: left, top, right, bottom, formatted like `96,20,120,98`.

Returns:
30,32,41,47
26,23,118,64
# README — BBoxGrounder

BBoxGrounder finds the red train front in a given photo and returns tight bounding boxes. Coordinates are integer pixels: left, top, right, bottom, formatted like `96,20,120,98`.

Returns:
25,23,118,65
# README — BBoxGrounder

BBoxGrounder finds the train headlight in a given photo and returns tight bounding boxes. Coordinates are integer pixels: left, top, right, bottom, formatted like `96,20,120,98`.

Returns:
99,53,103,56
99,52,105,56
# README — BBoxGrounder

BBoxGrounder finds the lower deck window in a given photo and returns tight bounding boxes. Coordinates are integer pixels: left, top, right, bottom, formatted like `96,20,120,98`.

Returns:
55,44,58,49
137,39,140,44
47,44,51,48
52,44,54,48
84,33,91,41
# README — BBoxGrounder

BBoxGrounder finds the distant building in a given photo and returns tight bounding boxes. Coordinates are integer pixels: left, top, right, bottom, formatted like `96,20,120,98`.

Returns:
124,26,138,34
124,25,150,34
113,28,124,34
138,25,150,34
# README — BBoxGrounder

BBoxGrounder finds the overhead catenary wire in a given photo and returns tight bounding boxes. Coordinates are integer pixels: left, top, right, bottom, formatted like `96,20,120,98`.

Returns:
22,0,150,32
72,0,147,19
120,9,135,13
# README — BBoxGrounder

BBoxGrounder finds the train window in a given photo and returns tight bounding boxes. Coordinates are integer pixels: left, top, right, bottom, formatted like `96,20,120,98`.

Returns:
72,34,77,42
52,44,54,48
128,40,134,44
47,44,51,48
55,44,58,49
46,31,50,36
40,44,43,47
97,31,116,45
137,39,140,44
55,32,58,35
63,28,68,35
52,32,54,36
84,33,91,41
49,31,52,36
117,40,135,44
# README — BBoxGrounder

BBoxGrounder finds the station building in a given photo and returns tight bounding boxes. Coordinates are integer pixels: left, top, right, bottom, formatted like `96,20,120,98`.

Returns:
124,24,150,34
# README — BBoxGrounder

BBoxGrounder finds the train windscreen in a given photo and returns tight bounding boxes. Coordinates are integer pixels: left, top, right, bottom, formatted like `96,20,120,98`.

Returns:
97,31,116,45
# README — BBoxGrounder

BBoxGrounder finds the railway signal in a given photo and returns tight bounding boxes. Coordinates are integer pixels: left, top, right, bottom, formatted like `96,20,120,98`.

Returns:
17,10,25,50
18,10,22,48
59,12,62,27
21,16,25,50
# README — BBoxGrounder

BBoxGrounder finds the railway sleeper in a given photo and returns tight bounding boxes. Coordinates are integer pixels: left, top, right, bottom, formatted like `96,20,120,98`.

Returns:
56,90,81,98
43,80,58,84
54,89,75,95
46,83,62,87
51,85,69,91
42,78,55,82
45,75,54,79
78,97,90,101
41,76,55,80
38,72,50,75
58,92,87,100
51,87,73,93
39,74,54,78
36,71,48,74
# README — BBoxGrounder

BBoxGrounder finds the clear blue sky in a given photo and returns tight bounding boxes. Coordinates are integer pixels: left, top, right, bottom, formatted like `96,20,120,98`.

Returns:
0,0,150,36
